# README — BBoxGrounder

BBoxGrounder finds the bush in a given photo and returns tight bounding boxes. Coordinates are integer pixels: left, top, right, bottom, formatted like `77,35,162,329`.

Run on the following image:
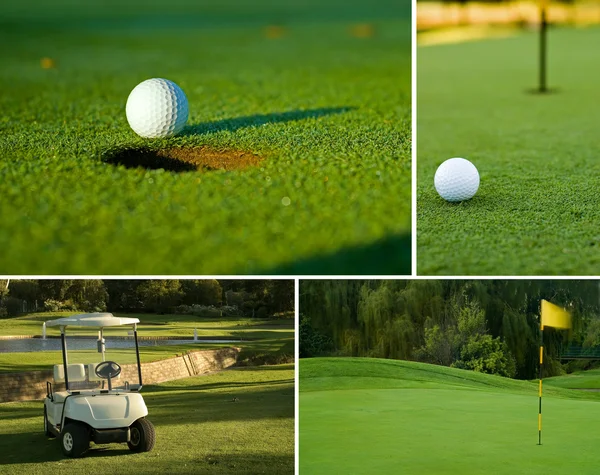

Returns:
174,304,193,314
237,352,294,366
197,307,222,318
221,305,239,317
414,323,457,366
256,307,269,319
452,334,517,378
44,299,62,312
300,316,334,358
44,299,79,312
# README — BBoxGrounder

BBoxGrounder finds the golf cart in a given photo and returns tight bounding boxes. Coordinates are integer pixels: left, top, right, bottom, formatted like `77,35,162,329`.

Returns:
43,313,155,457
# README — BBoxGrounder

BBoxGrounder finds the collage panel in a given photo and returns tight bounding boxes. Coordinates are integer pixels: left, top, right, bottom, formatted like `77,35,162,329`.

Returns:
299,279,600,474
416,0,600,275
0,278,295,473
0,0,412,276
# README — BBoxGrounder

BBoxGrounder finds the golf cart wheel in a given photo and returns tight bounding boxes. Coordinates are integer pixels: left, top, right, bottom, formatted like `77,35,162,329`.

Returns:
61,422,90,458
43,406,55,438
128,418,156,453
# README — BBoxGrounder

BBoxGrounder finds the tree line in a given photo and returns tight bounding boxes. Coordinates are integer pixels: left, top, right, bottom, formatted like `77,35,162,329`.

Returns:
0,279,294,318
300,280,600,379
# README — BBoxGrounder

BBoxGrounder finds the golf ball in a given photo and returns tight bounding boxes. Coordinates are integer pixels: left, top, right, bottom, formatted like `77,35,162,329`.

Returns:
434,157,480,202
126,78,189,138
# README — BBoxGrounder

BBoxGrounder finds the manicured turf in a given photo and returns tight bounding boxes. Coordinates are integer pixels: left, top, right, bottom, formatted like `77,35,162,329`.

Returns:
545,367,600,389
0,312,293,338
0,313,294,373
0,365,294,474
0,0,411,274
417,27,600,275
300,357,600,474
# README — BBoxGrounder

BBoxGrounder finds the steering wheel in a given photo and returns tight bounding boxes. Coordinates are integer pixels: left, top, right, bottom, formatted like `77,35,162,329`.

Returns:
95,361,122,380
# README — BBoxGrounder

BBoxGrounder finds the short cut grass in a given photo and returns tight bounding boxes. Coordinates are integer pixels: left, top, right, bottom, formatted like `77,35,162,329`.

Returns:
418,27,600,275
0,0,411,274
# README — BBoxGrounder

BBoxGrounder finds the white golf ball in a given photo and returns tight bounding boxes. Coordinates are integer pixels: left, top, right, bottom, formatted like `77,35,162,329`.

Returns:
126,78,189,138
434,157,480,202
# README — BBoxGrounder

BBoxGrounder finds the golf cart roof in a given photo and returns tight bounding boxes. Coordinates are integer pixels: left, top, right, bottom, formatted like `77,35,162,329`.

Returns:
45,313,140,328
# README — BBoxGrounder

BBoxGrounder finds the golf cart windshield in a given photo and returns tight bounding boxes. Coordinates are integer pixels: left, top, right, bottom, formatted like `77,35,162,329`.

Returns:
45,313,143,392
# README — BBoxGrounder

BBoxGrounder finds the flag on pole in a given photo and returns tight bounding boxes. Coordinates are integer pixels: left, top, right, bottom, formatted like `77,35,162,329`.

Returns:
538,299,571,445
541,299,572,330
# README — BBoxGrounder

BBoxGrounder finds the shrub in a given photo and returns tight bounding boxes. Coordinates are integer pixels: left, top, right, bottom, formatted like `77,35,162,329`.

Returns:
300,315,334,358
452,334,517,378
174,304,193,314
256,306,269,319
237,352,294,366
221,305,239,317
44,299,61,312
197,307,222,318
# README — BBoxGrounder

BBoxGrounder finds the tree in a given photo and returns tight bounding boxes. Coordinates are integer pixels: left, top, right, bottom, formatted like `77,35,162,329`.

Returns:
181,280,222,306
105,280,142,311
64,280,108,312
38,280,74,301
7,280,39,302
136,280,183,313
453,334,517,378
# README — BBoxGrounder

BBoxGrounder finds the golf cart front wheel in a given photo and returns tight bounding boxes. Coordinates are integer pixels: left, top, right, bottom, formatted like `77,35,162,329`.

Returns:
44,406,55,438
128,418,156,453
61,423,90,457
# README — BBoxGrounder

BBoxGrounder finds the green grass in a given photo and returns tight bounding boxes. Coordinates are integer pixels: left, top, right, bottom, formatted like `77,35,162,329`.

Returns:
417,27,600,275
545,368,600,390
300,357,600,474
0,365,294,474
0,312,294,338
0,338,293,373
0,312,294,373
0,0,411,275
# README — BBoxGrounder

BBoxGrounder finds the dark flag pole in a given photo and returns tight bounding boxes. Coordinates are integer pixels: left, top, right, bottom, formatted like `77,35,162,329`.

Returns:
538,322,544,445
539,0,548,93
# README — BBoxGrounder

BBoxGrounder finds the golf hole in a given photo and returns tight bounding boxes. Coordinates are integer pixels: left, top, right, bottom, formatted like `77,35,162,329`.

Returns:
102,146,263,173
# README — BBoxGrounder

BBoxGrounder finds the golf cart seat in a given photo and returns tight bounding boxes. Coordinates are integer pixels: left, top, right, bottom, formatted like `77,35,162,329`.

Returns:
52,391,70,403
53,364,86,384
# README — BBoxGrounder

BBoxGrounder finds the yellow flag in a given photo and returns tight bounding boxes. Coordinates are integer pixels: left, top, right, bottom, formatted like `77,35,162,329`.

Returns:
541,299,572,330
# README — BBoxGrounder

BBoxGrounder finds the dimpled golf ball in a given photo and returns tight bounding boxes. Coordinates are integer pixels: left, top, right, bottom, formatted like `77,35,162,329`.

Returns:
434,157,480,202
126,78,189,138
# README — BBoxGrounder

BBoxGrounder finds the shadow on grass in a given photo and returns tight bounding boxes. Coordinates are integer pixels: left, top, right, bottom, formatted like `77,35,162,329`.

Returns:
181,106,356,136
0,431,137,465
146,377,293,394
263,233,411,275
146,385,294,427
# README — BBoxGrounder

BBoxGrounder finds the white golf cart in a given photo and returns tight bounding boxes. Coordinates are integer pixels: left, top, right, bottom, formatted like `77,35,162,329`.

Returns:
43,313,156,457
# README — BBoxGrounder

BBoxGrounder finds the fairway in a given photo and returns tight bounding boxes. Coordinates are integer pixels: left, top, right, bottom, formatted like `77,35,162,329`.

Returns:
300,358,600,474
0,365,294,474
0,0,411,274
0,312,294,373
417,27,600,275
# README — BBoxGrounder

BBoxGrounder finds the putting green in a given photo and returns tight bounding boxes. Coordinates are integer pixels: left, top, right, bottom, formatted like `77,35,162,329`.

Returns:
0,365,294,474
0,0,411,274
300,358,600,474
417,27,600,275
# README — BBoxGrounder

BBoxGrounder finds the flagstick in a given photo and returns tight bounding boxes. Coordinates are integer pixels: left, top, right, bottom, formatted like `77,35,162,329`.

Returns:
538,323,544,445
539,1,547,92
